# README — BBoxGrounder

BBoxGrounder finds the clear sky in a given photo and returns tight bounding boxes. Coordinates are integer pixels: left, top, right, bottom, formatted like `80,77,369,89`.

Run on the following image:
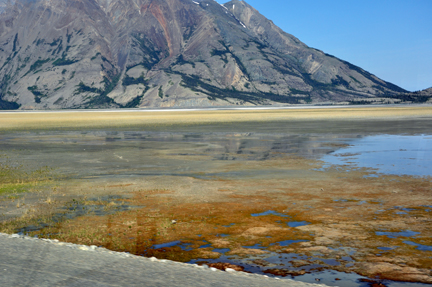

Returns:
216,0,432,92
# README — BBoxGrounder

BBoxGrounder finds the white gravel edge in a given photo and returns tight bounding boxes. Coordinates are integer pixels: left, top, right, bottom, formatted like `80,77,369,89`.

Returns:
0,232,332,287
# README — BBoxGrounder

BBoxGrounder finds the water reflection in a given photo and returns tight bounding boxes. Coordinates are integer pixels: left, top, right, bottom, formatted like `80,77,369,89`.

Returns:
2,131,431,180
0,130,352,181
322,135,432,177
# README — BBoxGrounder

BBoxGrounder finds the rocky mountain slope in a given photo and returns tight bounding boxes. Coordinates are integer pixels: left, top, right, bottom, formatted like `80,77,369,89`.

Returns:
395,87,432,104
0,0,414,109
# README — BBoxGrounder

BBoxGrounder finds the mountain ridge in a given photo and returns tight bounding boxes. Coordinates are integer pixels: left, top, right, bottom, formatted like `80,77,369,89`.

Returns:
0,0,427,110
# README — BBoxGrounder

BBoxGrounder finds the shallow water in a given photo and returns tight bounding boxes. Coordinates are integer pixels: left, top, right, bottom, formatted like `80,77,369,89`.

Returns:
251,210,289,217
287,221,311,227
2,131,431,183
321,135,432,177
190,250,430,287
0,118,431,181
403,241,432,251
375,230,420,239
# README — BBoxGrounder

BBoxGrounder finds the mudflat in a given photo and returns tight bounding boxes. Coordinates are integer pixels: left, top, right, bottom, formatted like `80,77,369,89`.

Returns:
0,105,431,286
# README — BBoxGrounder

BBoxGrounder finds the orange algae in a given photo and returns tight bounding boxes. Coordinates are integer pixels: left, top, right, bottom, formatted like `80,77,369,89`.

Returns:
19,155,432,283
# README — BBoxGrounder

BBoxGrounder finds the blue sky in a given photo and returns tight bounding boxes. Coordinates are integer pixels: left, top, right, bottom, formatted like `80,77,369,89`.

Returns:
216,0,432,92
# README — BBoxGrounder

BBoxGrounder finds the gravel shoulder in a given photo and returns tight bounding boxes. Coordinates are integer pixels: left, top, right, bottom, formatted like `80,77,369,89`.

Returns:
0,233,329,287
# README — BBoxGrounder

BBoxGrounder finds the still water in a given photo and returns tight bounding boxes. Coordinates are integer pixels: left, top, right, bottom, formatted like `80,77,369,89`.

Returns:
322,135,432,177
1,120,431,181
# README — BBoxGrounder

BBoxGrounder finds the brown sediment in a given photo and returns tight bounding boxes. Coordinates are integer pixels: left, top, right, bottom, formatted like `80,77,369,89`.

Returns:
358,279,388,287
356,262,432,283
148,2,173,56
2,148,432,283
264,269,307,277
321,143,352,148
107,184,134,188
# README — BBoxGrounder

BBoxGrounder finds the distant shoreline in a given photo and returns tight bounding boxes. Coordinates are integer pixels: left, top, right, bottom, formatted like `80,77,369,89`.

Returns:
0,103,431,114
0,105,431,132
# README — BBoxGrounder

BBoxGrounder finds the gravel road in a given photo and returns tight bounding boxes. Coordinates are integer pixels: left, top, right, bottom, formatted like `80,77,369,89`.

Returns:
0,233,330,287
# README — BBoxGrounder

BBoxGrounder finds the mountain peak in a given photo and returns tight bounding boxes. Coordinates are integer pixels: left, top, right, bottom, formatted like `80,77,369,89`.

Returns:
0,0,413,110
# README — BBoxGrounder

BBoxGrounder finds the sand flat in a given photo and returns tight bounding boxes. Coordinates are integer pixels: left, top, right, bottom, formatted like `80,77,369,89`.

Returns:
1,106,431,131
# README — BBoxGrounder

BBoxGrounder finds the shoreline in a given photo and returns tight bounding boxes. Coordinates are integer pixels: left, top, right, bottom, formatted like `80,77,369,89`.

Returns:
0,105,431,132
0,103,431,114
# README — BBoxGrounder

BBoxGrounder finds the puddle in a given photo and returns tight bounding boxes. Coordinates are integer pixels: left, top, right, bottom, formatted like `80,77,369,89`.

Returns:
375,230,420,239
198,242,212,249
212,248,230,254
251,210,289,217
394,207,415,212
334,199,351,202
403,241,432,251
320,258,340,266
287,221,311,228
377,247,397,251
151,240,182,249
333,199,383,206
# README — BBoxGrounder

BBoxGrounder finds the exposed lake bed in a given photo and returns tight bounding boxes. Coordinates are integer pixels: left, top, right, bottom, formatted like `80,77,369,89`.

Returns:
1,107,431,286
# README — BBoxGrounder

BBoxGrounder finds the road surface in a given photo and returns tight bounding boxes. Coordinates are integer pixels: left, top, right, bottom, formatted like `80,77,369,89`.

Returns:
0,233,329,287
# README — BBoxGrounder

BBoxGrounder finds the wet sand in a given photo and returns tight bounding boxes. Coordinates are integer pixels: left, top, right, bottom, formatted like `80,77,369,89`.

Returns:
0,106,431,286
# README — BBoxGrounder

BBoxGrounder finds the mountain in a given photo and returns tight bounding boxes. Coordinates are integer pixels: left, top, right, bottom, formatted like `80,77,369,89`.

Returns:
392,87,432,105
0,0,411,109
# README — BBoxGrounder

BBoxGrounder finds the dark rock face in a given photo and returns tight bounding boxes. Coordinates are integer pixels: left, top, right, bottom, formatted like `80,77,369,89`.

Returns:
0,0,411,109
